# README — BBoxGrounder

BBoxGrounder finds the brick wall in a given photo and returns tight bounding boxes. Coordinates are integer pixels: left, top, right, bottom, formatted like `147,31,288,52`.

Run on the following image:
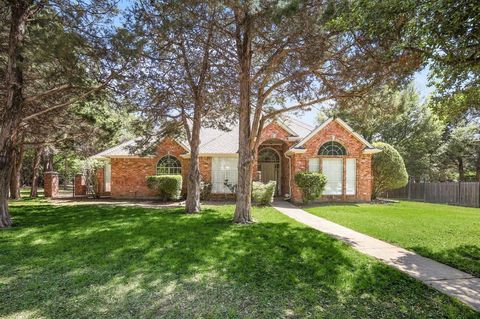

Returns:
110,138,189,198
254,122,297,196
44,172,59,198
96,168,105,195
74,174,86,196
290,120,373,203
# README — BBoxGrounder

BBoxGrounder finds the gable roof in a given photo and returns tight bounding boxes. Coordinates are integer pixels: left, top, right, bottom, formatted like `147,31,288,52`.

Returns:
292,117,376,150
94,115,312,158
93,116,380,159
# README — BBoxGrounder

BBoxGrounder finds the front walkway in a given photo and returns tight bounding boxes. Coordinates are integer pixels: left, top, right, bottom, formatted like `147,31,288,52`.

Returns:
272,200,480,312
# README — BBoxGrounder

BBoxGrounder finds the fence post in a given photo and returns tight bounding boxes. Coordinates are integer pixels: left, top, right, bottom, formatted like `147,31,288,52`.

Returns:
458,181,461,206
478,182,480,207
408,180,411,200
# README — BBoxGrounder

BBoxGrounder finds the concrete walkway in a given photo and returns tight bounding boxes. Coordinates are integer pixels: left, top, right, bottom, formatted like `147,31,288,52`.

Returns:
272,200,480,312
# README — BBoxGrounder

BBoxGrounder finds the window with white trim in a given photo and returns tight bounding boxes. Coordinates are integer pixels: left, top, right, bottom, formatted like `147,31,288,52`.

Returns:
308,158,320,172
156,155,182,175
346,158,356,195
319,141,347,156
211,157,238,193
322,158,343,195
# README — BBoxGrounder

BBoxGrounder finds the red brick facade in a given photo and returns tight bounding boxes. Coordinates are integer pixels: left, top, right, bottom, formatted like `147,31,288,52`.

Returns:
288,120,373,202
97,120,375,202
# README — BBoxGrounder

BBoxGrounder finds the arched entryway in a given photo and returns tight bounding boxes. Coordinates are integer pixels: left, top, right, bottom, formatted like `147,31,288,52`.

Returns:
258,147,281,194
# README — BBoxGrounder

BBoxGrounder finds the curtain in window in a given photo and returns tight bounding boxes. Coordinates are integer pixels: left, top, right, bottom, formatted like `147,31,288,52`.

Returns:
346,159,356,195
308,158,320,172
211,157,238,193
322,158,343,195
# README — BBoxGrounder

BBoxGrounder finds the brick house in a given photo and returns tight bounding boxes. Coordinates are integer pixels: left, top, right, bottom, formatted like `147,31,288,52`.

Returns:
92,117,380,202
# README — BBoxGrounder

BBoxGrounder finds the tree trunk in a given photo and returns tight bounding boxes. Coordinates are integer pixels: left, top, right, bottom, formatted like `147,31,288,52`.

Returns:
0,158,13,228
476,153,480,182
0,1,30,228
458,157,465,181
43,147,54,171
9,142,24,199
30,146,43,198
185,107,202,214
234,10,254,223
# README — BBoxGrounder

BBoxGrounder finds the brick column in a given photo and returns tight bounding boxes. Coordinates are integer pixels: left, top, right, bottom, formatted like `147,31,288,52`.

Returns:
74,174,87,196
44,172,59,198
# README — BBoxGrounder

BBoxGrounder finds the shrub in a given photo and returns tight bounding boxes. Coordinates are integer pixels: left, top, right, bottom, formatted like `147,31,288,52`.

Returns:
146,175,183,201
200,181,212,200
372,142,408,198
76,158,105,198
294,172,327,204
252,181,276,205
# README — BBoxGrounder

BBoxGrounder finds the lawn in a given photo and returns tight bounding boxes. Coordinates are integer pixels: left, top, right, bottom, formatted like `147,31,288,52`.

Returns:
0,200,478,318
305,201,480,278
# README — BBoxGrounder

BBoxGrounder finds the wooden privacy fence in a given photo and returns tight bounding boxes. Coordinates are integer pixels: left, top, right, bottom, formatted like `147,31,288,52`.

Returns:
383,181,480,208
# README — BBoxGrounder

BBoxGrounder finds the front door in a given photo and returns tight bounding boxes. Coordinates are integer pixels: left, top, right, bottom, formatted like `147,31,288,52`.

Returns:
258,148,281,194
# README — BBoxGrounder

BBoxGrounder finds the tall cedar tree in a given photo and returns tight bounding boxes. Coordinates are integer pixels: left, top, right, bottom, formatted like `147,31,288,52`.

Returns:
131,1,235,213
221,1,421,223
0,1,132,227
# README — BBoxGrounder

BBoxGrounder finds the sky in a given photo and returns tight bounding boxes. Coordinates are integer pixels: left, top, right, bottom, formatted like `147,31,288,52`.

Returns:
296,67,435,126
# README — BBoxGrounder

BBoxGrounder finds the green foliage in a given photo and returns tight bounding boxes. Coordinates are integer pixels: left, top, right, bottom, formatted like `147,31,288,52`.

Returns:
318,84,445,180
438,120,480,181
252,181,276,205
372,142,408,196
146,175,183,201
77,158,105,198
294,172,327,204
200,181,212,201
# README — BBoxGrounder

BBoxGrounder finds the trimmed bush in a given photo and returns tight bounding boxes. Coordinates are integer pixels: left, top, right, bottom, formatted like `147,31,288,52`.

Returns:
146,175,183,201
252,181,276,205
294,172,327,204
372,142,408,198
200,181,212,201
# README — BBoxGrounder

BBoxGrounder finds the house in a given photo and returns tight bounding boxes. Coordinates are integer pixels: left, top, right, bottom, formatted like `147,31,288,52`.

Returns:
91,117,381,202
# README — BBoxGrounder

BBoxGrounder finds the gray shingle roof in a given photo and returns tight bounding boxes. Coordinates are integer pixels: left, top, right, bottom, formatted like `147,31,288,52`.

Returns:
93,115,314,158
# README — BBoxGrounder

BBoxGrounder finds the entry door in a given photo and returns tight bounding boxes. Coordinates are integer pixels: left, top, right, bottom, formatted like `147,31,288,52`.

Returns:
260,163,280,193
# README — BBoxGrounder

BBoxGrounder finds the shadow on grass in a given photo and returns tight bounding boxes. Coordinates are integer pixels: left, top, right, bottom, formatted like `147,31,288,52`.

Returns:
409,245,480,278
0,204,477,318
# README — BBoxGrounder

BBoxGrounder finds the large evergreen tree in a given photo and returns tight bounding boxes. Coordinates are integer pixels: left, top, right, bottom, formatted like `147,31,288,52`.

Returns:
0,1,131,227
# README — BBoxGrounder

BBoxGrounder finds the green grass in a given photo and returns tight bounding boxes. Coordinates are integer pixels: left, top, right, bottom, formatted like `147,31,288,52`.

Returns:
1,200,478,318
305,201,480,277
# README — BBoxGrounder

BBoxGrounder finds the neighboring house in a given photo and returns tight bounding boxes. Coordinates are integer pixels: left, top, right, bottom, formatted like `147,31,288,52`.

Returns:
92,117,381,202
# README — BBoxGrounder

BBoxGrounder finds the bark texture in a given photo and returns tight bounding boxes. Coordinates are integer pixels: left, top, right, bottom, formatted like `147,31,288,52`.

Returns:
30,146,43,198
0,1,31,228
9,142,24,199
233,10,254,223
185,111,202,214
457,157,465,181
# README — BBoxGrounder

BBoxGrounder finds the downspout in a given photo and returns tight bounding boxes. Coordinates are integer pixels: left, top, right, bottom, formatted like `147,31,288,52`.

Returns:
284,152,292,200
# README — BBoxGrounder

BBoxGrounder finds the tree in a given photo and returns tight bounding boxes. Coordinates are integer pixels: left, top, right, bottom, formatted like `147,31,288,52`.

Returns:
372,142,408,197
317,84,445,180
0,1,129,227
225,1,421,223
438,119,480,181
130,1,234,214
399,0,480,119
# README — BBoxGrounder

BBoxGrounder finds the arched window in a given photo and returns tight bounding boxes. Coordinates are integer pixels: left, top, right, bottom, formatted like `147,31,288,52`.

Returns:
258,148,280,163
156,155,182,175
318,141,346,156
